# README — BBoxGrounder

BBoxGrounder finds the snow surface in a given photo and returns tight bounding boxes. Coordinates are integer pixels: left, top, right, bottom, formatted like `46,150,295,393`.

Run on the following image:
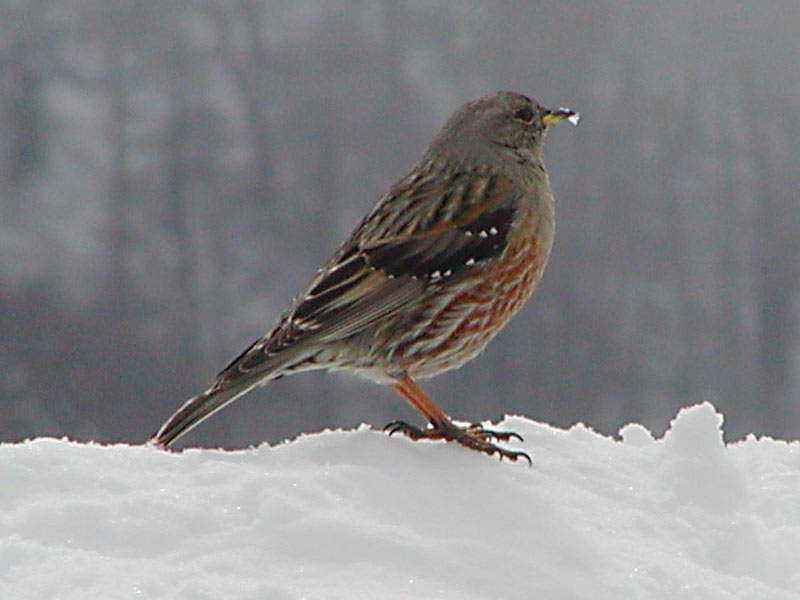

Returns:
2,402,800,599
559,108,581,126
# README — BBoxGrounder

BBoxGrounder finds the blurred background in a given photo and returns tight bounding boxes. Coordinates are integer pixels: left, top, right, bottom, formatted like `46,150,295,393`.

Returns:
2,1,799,448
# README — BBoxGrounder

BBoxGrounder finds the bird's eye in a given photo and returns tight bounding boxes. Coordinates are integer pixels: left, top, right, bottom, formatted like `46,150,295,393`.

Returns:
514,107,535,122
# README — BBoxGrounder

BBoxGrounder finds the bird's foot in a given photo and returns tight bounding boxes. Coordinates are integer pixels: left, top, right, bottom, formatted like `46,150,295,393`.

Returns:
384,420,531,465
465,422,524,443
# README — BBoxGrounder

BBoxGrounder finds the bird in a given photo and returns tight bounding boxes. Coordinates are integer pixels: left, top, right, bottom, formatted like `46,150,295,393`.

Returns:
150,91,578,463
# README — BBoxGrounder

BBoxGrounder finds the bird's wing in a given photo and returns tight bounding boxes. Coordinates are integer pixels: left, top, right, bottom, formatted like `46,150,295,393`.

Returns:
285,172,519,340
214,172,519,384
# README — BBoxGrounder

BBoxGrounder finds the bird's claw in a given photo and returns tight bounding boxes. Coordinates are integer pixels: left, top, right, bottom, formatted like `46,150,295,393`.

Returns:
466,423,524,443
384,420,428,439
383,420,530,465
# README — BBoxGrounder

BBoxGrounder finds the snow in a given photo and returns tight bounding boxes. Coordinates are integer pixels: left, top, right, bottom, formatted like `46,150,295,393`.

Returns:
556,107,581,125
2,402,800,599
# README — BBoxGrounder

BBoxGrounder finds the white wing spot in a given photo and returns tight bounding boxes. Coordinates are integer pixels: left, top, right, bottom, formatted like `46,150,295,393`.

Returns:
479,230,489,238
292,318,320,330
430,270,442,281
466,258,476,266
443,269,452,277
489,226,498,235
464,230,473,237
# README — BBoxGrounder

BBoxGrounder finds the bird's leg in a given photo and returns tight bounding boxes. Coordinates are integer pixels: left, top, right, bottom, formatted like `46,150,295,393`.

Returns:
384,374,531,465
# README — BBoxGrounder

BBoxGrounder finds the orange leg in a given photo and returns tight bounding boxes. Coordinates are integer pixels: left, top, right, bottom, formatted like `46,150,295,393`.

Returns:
391,374,452,429
385,374,531,464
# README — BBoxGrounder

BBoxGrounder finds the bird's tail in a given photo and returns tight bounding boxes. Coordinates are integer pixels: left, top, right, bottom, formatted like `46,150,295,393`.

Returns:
149,337,317,448
148,380,259,449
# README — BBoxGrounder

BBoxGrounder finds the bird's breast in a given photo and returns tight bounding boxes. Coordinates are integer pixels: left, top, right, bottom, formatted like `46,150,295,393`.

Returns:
392,185,555,378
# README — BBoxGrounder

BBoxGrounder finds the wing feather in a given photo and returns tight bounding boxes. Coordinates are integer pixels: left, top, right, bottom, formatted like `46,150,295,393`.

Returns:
284,172,519,338
215,172,520,382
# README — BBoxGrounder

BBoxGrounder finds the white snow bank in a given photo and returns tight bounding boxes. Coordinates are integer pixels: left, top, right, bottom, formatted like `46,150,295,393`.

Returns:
2,402,799,599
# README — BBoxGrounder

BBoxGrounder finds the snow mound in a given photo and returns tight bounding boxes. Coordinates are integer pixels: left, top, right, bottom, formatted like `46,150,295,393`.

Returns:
2,402,799,599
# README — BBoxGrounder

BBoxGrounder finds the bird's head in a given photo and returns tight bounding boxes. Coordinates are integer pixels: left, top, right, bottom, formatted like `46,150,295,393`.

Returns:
426,91,579,167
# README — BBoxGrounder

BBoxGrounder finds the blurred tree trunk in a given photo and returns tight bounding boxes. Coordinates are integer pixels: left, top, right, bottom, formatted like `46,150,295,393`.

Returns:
6,37,46,186
208,0,275,204
105,40,134,320
163,41,201,368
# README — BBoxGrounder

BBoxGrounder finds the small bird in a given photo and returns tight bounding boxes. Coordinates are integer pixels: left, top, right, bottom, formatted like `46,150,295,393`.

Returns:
150,91,578,462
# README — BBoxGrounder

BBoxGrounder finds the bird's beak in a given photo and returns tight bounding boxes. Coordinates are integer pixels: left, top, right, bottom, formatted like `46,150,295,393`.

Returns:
541,107,580,127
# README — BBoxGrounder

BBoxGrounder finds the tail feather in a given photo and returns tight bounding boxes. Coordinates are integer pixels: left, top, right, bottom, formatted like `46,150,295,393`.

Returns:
148,381,259,448
150,330,321,448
